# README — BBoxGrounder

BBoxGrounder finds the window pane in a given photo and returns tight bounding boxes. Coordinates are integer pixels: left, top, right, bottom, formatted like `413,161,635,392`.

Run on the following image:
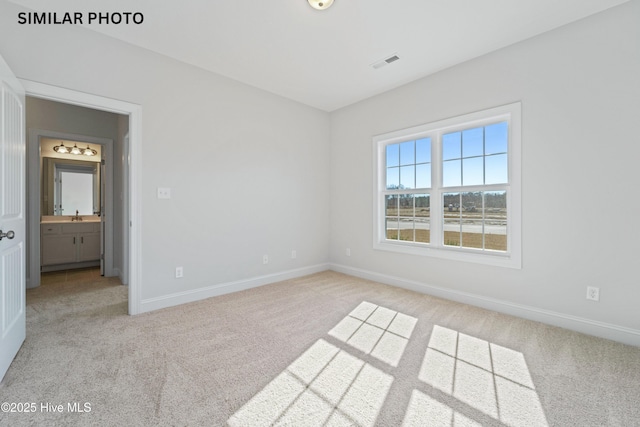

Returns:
461,192,483,249
415,194,430,215
398,218,415,242
400,166,415,189
416,138,431,163
386,143,399,167
462,127,483,157
415,194,430,244
400,141,415,166
386,166,400,189
443,160,461,187
485,122,508,155
386,195,398,217
462,157,483,186
386,194,400,241
443,192,460,211
399,194,414,212
442,132,461,160
386,218,399,240
485,191,507,251
485,154,508,184
398,194,414,241
443,193,461,247
415,163,431,188
461,191,482,213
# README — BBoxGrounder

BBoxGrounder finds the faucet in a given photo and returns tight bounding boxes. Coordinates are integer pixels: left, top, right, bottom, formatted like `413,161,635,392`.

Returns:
72,210,83,221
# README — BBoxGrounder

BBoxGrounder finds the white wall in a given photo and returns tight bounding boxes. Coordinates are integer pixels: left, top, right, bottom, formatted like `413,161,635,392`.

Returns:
329,1,640,342
0,1,331,303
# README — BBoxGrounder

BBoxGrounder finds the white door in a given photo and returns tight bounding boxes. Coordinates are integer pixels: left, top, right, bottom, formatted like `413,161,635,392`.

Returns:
0,54,26,382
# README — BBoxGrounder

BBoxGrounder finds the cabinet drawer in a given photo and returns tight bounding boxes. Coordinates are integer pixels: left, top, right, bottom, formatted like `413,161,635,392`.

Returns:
41,224,61,235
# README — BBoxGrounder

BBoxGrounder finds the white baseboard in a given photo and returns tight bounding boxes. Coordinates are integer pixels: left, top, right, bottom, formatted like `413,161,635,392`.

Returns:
329,263,640,348
140,263,330,314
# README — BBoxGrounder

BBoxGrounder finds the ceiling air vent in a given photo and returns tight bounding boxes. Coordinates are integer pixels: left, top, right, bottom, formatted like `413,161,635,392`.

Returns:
371,54,400,70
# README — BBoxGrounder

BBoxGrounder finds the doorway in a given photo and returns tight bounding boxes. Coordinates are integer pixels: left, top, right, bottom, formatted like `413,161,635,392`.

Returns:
33,131,114,278
21,79,142,315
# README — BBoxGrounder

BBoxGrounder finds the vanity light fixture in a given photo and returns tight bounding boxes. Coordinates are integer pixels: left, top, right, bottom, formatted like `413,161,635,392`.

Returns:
307,0,334,10
53,141,98,156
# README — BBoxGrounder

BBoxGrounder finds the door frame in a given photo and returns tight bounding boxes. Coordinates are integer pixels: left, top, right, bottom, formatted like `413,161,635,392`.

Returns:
27,129,113,282
20,79,142,315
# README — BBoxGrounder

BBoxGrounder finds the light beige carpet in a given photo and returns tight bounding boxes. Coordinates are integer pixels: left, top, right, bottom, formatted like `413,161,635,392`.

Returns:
0,268,639,426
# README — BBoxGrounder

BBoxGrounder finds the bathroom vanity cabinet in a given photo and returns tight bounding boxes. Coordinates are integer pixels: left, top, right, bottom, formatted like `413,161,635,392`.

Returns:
41,222,101,267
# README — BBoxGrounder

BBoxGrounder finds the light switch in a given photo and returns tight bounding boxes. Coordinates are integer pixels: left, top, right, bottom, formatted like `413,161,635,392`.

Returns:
157,187,171,199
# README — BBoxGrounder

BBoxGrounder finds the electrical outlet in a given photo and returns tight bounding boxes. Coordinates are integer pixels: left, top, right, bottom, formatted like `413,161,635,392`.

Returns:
157,187,171,199
291,250,297,259
586,286,599,301
175,266,184,278
346,248,351,256
263,254,269,265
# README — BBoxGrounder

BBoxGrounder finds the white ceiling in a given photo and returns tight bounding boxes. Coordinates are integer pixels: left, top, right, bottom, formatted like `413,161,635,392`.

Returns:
10,0,628,111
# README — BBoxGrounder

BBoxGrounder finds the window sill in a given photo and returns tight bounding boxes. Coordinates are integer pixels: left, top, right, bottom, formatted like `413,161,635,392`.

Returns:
373,240,521,269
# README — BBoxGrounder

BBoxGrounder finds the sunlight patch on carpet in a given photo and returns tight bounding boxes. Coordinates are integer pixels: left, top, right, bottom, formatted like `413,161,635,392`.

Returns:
228,304,549,427
329,301,418,367
228,302,414,426
418,325,548,427
228,339,393,427
402,389,482,427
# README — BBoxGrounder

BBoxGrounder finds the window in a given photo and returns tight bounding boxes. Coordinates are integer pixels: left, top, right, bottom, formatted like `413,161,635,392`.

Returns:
373,103,521,268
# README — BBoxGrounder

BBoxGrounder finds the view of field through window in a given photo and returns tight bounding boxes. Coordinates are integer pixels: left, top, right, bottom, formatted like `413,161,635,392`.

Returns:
443,191,507,251
384,121,508,252
385,194,430,243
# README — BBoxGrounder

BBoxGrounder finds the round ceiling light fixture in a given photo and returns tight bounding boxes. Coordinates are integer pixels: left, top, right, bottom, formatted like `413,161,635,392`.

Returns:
307,0,334,10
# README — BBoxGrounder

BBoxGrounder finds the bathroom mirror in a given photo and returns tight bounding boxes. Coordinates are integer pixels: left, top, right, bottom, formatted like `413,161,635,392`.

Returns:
41,157,101,216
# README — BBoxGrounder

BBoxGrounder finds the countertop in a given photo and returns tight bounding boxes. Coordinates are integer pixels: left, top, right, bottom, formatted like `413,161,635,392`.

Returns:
41,216,101,224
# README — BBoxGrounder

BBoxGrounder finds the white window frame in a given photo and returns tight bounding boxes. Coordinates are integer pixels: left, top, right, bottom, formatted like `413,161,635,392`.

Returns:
373,102,521,269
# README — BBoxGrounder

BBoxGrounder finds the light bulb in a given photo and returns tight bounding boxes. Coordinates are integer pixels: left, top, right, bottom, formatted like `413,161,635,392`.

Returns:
54,143,68,153
308,0,334,10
